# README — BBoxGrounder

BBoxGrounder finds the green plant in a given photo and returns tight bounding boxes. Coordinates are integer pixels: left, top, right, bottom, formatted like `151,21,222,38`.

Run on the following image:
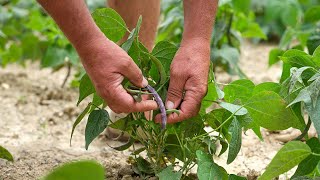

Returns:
43,160,105,180
0,145,13,162
69,7,320,179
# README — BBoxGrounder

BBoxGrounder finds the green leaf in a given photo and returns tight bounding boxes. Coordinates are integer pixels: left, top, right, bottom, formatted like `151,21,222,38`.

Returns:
70,103,91,146
281,49,317,68
149,41,178,82
292,138,320,178
0,146,13,162
304,6,320,23
200,80,224,115
223,79,255,103
245,91,303,131
232,0,250,14
152,41,178,74
280,3,300,27
280,63,292,83
42,46,67,68
241,22,267,40
85,109,109,150
228,174,247,180
122,16,142,52
77,74,95,106
258,141,311,180
92,8,127,42
196,150,228,180
306,97,320,139
219,102,248,116
307,35,320,56
44,160,104,180
212,45,240,71
269,48,285,66
227,117,242,164
157,166,182,180
253,82,281,95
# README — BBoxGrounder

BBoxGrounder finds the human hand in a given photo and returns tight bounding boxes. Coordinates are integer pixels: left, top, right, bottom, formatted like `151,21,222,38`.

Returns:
77,36,158,114
157,38,210,123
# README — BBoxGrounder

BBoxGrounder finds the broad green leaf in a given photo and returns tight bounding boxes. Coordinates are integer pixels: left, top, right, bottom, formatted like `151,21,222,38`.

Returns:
307,35,320,55
280,3,300,27
0,146,13,162
85,109,109,150
196,150,228,180
228,174,247,180
287,88,311,107
241,22,267,40
227,117,242,164
134,156,154,174
232,0,250,14
122,16,142,52
157,166,182,180
253,82,281,95
306,97,320,139
219,102,248,116
223,79,255,103
212,45,240,71
304,6,320,23
292,138,320,178
92,8,127,42
151,41,178,74
312,45,320,66
259,141,311,180
269,48,284,66
245,91,303,131
149,41,178,82
70,103,91,145
77,74,95,106
280,49,316,68
44,160,104,180
42,46,67,68
308,73,320,82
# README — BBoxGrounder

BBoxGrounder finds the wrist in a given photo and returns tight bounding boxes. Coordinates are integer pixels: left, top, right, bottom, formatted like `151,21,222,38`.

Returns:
180,37,211,52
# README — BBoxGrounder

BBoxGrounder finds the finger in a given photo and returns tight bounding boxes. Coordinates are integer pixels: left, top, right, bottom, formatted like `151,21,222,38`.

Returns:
119,59,148,88
110,85,158,113
166,74,186,110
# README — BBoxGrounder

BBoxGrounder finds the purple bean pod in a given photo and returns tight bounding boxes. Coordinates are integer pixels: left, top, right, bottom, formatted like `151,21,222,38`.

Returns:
146,85,167,129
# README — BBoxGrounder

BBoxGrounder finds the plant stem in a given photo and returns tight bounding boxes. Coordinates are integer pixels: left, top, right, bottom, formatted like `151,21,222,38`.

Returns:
295,117,312,141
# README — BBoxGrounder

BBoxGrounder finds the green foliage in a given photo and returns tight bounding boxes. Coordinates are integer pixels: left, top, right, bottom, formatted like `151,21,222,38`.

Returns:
156,166,182,180
85,109,109,149
44,160,105,180
0,145,13,162
259,141,311,180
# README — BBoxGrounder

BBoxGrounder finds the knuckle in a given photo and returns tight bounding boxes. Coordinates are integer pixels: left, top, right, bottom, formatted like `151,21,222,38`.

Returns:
198,85,208,97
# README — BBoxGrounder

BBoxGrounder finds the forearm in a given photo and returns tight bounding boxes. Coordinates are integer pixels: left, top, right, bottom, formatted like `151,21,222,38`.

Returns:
182,0,218,45
37,0,104,51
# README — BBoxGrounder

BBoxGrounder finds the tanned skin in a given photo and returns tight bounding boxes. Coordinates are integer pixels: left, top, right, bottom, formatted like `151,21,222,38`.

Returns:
37,0,218,123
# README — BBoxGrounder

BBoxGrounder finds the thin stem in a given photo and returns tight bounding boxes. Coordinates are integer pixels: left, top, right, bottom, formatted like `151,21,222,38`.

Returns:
295,117,312,141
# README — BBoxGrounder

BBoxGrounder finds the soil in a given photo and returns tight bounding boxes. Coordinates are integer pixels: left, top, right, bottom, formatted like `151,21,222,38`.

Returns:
0,42,310,180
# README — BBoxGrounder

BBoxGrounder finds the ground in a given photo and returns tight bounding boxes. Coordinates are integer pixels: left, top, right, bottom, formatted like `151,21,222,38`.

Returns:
0,42,312,180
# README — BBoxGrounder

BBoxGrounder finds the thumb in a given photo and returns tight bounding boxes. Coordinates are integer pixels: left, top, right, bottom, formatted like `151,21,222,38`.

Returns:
120,60,148,88
166,75,186,109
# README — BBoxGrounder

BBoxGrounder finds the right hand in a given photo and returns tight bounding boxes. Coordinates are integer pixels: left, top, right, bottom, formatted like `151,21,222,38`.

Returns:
76,36,158,114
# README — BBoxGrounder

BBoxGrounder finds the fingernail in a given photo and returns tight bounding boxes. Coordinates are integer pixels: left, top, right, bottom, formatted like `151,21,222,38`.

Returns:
142,77,148,87
166,101,174,109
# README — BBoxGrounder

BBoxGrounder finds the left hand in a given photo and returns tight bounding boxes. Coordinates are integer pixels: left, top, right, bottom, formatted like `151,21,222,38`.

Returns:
156,38,211,123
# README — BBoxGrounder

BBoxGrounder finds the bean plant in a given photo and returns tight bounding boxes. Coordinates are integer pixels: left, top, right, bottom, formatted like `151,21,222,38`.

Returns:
71,8,320,179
